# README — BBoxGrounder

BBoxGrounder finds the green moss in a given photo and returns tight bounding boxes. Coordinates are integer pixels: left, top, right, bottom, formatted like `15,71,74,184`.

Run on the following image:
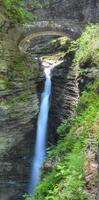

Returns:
0,44,39,108
0,0,40,23
0,89,36,109
42,51,65,62
25,25,99,200
34,36,71,57
68,24,99,67
7,92,30,105
25,79,99,200
0,79,8,85
50,36,71,47
48,36,71,53
5,49,40,85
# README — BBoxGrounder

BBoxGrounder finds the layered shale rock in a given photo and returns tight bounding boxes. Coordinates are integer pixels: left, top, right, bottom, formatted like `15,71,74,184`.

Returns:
48,53,79,143
0,14,40,200
27,36,79,143
0,0,99,198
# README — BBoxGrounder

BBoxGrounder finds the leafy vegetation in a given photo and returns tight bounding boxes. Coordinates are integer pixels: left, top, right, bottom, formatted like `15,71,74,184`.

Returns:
0,0,40,23
25,80,99,200
39,36,71,62
25,24,99,200
68,24,99,67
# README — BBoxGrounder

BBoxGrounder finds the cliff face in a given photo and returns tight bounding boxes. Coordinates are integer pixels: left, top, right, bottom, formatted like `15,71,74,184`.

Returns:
48,54,79,143
36,0,99,23
0,14,40,200
27,36,79,144
25,24,99,200
0,1,99,199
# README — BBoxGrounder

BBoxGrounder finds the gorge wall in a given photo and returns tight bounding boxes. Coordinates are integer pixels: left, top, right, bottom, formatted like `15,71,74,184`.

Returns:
26,36,79,144
35,0,99,23
48,55,79,143
0,14,41,200
0,1,99,200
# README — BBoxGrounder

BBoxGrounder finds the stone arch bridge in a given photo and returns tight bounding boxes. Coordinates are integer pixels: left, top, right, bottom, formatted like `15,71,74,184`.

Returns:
17,20,84,52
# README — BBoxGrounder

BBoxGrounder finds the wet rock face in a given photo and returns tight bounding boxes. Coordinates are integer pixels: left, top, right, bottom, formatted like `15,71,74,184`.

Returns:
0,1,98,197
48,54,99,143
48,54,79,143
27,35,79,144
36,0,99,23
0,96,38,199
0,17,40,199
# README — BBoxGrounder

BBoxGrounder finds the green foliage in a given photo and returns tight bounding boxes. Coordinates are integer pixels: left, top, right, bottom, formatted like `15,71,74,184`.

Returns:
1,0,40,23
25,79,98,200
57,119,72,139
8,52,40,82
50,36,71,50
25,24,99,200
68,24,99,67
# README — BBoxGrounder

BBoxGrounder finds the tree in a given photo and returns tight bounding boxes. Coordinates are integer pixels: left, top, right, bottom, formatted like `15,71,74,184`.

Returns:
1,0,40,23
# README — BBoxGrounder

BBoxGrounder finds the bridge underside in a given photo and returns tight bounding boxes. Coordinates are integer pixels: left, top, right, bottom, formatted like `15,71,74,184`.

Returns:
19,31,68,52
18,20,84,52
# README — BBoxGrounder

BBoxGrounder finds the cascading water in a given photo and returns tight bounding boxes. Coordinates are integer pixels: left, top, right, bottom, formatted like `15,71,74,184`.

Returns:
29,67,51,194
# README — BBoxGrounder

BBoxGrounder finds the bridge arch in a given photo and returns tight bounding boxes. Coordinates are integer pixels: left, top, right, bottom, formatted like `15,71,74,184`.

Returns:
19,20,83,52
19,31,68,52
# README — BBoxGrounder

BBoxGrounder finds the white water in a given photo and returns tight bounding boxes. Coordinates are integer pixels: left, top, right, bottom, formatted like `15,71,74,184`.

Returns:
29,67,51,194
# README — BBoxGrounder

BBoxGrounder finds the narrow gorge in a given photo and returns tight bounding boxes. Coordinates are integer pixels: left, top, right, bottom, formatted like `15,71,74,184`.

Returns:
29,65,52,194
0,1,99,200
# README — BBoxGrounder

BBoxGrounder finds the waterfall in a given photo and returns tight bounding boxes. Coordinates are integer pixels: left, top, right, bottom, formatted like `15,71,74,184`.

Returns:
29,67,51,194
